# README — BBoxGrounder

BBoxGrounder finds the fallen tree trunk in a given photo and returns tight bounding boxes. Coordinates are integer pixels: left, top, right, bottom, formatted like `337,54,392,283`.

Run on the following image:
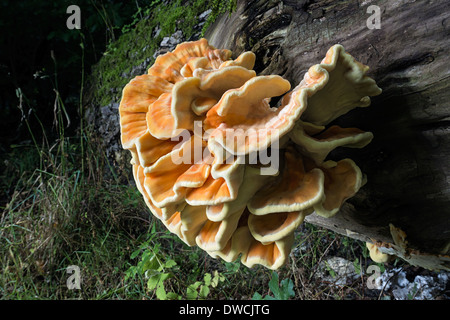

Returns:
205,0,450,270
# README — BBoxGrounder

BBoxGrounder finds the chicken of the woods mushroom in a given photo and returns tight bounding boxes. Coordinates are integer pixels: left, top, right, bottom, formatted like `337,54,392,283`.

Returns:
119,38,381,270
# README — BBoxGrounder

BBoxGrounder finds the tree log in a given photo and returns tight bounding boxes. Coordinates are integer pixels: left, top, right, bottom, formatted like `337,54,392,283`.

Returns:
205,0,450,270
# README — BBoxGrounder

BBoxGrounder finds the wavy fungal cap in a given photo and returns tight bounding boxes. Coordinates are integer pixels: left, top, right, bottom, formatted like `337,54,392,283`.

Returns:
119,38,381,270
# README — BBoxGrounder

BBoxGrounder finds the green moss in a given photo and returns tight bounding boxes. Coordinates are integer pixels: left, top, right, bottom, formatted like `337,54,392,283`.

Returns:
88,0,237,108
90,19,156,107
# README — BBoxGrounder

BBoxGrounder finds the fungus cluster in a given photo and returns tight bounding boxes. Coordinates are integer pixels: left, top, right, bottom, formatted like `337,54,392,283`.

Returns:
119,39,381,269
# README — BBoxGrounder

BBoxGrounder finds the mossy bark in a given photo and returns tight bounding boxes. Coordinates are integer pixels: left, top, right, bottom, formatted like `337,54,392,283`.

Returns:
205,0,450,270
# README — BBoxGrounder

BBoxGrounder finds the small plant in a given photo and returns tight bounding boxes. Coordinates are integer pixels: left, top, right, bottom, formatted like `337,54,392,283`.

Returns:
223,260,241,274
186,271,225,299
125,229,225,300
252,272,295,300
125,228,178,299
324,261,337,278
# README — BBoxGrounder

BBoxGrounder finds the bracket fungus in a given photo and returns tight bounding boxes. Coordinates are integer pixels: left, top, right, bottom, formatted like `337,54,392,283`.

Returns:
119,38,381,270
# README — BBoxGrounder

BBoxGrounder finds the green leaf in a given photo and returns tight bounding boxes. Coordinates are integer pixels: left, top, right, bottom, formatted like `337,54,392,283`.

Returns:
186,290,198,300
211,271,224,288
224,261,240,273
279,278,295,300
265,272,295,300
252,292,263,300
130,248,141,259
164,259,177,268
325,261,336,278
155,283,167,300
143,254,162,272
186,281,202,300
268,272,280,298
353,258,361,274
192,281,203,289
148,272,171,299
159,272,171,282
166,292,181,300
124,269,134,281
147,275,161,290
203,273,212,286
199,285,210,299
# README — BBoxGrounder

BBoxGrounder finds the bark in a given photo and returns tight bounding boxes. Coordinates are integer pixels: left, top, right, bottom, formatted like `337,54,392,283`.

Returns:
205,0,450,270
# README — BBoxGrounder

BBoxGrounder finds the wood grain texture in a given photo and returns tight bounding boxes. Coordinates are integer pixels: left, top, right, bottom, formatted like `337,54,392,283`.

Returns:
205,0,450,269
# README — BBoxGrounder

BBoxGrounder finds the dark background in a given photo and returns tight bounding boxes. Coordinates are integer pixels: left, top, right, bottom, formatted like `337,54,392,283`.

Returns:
0,0,140,147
